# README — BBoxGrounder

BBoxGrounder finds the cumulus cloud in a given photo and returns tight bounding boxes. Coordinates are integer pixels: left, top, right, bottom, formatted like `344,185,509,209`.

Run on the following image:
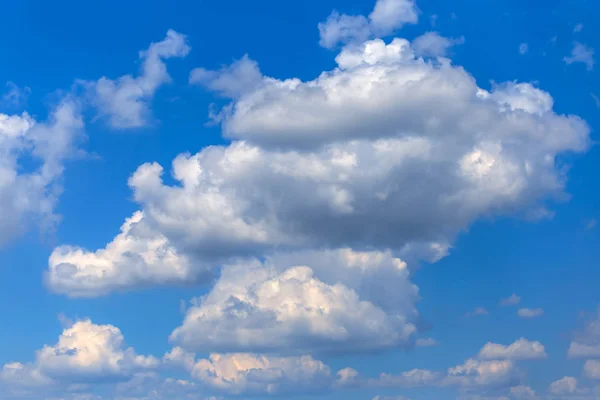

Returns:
444,359,519,389
517,308,544,319
191,353,334,395
477,338,547,361
49,34,590,296
548,376,585,395
46,211,210,298
412,32,464,57
0,99,84,247
0,319,157,388
568,308,600,359
84,30,190,128
318,0,418,49
500,294,521,306
170,249,419,355
564,42,595,71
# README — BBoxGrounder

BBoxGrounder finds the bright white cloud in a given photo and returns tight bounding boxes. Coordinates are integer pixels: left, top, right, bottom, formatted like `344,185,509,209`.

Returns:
171,249,419,354
564,42,595,71
319,0,418,49
517,308,544,318
477,338,547,361
0,319,157,387
84,30,190,128
500,294,521,306
191,353,334,395
46,211,210,298
0,100,84,247
412,32,464,57
368,0,419,36
50,35,590,296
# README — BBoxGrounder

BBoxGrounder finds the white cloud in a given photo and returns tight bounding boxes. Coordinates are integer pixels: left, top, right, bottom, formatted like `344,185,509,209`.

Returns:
319,0,418,49
564,42,595,71
46,211,210,298
161,347,196,372
477,338,547,361
500,294,521,306
517,308,544,318
170,249,419,354
84,30,190,128
412,32,464,58
444,359,518,388
0,319,157,387
50,35,590,295
369,0,419,36
0,99,84,247
584,360,600,380
568,308,600,359
191,353,334,395
574,23,584,33
519,43,529,55
190,55,262,99
548,376,584,395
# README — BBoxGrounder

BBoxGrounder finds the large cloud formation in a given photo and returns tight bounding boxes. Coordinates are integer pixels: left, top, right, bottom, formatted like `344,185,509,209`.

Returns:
170,249,419,354
48,32,590,297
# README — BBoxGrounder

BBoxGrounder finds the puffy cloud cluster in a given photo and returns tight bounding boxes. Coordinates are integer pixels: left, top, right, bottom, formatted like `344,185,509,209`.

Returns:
48,35,590,297
477,338,547,361
1,30,189,251
47,211,205,298
170,249,419,354
0,100,84,247
83,30,190,128
191,353,334,395
0,319,157,388
318,0,419,49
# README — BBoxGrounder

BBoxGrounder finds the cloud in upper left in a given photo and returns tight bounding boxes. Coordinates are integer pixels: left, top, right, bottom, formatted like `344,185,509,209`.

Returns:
80,30,190,129
0,100,84,248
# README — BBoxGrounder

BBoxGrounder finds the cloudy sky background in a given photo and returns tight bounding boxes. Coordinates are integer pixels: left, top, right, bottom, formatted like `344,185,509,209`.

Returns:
0,0,599,399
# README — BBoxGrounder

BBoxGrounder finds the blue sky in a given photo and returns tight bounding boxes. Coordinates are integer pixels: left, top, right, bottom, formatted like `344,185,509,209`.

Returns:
0,0,599,399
